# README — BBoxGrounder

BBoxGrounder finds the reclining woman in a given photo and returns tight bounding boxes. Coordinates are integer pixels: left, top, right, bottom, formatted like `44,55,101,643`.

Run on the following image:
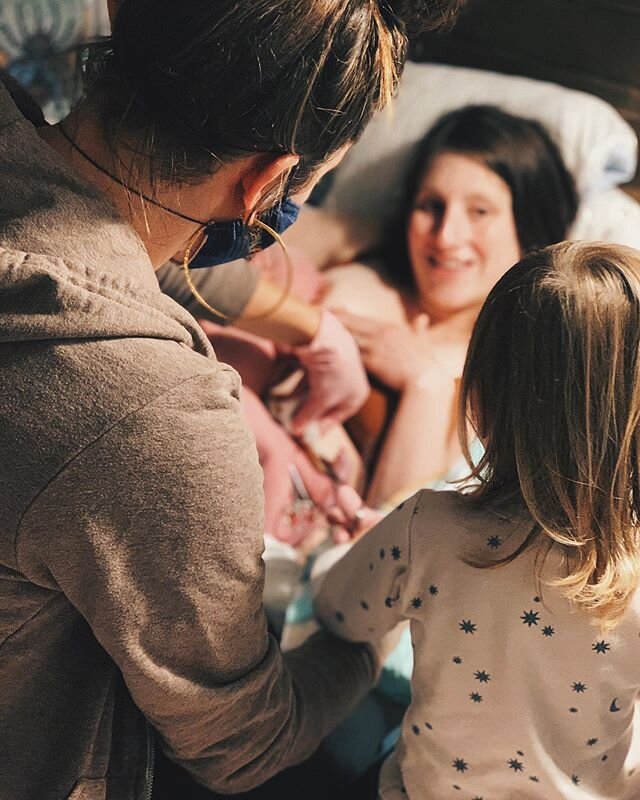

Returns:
333,104,579,508
204,105,579,546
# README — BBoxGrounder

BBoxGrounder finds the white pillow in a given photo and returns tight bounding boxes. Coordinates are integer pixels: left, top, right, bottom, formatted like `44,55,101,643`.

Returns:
320,62,638,225
570,188,640,249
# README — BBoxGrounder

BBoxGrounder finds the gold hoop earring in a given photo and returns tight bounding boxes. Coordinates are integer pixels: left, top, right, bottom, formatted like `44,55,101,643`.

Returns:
181,219,293,322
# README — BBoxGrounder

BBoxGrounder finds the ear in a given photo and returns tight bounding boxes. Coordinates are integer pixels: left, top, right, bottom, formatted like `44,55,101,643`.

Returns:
240,153,300,222
107,0,120,26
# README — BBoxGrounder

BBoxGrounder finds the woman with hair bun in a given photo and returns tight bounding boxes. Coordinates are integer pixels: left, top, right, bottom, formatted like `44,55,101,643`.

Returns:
0,2,466,799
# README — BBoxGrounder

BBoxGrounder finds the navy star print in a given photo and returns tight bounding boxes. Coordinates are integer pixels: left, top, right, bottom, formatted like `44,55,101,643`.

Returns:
487,535,502,549
508,758,524,772
452,758,468,773
587,738,598,746
470,692,483,703
428,585,439,596
391,545,402,560
460,620,477,634
592,640,611,654
521,609,540,627
542,625,555,637
572,682,587,693
474,670,491,683
452,656,462,664
572,775,580,785
411,597,423,609
411,724,420,736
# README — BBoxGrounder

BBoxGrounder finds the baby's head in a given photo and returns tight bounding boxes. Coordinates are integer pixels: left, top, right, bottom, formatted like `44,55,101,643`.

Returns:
461,241,640,629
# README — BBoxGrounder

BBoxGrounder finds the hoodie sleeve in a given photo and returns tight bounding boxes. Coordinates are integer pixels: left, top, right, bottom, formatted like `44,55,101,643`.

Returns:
156,258,259,325
16,367,376,793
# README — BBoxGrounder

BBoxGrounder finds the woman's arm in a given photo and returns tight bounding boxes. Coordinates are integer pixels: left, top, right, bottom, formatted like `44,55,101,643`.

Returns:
334,310,466,507
24,369,379,794
234,273,323,344
366,374,459,508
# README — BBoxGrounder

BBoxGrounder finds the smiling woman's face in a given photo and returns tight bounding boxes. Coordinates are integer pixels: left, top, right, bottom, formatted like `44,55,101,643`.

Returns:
407,152,521,321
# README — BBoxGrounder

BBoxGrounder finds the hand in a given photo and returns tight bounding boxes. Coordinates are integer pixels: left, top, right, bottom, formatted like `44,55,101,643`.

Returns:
324,484,384,544
333,310,461,392
288,310,370,435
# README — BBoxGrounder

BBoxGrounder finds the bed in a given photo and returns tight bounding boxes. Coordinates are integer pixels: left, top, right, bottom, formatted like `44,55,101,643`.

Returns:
314,0,640,251
412,0,640,197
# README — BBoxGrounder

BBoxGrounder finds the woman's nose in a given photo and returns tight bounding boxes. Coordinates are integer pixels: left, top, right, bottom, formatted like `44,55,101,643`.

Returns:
434,206,472,250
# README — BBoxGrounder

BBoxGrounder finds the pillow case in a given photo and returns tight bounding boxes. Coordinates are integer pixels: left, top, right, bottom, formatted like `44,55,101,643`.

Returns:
570,188,640,249
320,62,638,226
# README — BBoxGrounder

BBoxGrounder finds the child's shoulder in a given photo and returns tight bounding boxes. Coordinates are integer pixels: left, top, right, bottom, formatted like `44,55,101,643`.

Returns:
409,488,532,549
411,487,502,524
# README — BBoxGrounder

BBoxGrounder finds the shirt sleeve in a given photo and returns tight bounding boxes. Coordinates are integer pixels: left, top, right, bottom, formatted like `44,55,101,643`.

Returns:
17,366,376,793
314,493,421,642
156,258,259,324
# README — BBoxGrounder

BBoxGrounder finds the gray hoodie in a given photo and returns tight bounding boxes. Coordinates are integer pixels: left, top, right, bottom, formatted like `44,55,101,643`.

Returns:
0,82,376,800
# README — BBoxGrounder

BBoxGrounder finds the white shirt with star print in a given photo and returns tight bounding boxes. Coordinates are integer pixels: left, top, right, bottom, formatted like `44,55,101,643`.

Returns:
315,489,640,800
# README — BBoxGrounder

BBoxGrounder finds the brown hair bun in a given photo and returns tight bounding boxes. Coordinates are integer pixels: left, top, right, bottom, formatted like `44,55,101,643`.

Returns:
381,0,468,34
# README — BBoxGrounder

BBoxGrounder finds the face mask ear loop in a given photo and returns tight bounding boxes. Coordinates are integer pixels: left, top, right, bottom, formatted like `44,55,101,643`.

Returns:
182,219,294,322
182,227,230,321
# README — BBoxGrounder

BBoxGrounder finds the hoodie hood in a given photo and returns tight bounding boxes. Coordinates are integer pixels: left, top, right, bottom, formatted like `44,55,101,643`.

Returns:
0,80,210,353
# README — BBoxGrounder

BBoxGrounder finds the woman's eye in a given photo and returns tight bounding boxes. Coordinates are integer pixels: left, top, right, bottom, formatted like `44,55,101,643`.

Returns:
470,206,491,218
416,199,443,215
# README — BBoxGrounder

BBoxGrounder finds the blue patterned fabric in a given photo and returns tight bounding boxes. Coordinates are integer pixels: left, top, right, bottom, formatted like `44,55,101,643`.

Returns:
0,0,108,121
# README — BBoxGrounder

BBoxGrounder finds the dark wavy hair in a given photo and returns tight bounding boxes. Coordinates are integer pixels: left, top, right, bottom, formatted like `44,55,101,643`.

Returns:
82,0,467,196
384,105,579,287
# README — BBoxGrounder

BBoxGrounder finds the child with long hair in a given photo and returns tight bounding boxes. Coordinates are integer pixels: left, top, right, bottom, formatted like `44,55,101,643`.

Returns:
316,240,640,799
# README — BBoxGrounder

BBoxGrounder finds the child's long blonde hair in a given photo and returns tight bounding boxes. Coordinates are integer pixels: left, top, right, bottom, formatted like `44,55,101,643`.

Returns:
460,241,640,630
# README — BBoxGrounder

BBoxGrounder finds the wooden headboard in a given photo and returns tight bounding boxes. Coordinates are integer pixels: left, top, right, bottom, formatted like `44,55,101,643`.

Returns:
412,0,640,194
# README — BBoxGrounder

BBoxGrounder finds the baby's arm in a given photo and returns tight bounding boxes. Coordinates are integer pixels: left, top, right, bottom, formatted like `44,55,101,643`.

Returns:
314,494,420,642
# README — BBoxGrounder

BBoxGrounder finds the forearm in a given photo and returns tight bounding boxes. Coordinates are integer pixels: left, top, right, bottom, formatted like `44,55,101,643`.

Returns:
165,632,377,794
281,631,378,756
367,377,458,508
234,274,322,345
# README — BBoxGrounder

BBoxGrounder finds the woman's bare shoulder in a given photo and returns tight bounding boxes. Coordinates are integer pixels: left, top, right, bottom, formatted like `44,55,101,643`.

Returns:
323,260,409,324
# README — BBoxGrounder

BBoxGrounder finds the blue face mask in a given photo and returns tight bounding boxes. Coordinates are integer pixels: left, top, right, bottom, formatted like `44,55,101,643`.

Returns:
189,197,300,268
55,123,301,269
